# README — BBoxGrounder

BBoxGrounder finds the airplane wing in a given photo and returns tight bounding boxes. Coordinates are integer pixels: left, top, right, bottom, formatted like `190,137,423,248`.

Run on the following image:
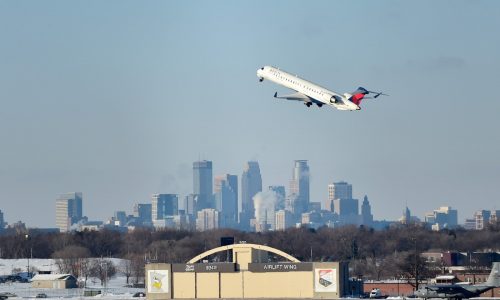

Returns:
274,92,312,102
428,285,467,294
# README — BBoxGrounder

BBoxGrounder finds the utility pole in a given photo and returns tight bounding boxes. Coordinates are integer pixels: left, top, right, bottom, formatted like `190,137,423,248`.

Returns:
413,236,419,291
25,234,31,278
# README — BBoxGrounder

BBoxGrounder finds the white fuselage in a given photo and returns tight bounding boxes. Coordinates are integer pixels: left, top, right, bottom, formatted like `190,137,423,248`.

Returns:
257,66,360,110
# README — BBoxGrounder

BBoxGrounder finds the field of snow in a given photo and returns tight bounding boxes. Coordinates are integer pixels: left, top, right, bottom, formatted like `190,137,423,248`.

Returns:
0,259,129,276
0,259,144,299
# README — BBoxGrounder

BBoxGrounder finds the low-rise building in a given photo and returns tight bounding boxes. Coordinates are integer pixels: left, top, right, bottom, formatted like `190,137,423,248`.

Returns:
31,274,77,289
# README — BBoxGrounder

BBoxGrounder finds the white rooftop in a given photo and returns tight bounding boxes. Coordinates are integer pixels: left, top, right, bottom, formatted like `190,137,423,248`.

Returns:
31,274,75,281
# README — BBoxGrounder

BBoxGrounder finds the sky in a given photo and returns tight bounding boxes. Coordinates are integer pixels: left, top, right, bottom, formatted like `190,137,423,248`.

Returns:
1,1,499,227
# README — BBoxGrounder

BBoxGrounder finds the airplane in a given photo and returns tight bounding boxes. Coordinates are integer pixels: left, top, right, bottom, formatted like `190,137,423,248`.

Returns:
413,262,500,300
256,66,388,111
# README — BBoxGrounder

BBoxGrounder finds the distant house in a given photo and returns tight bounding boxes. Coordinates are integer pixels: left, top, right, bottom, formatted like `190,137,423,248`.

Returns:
31,274,77,289
432,275,461,284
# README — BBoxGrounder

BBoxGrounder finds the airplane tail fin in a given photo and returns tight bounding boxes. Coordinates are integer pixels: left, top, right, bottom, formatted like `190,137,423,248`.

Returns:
349,87,369,106
349,93,366,106
486,262,500,287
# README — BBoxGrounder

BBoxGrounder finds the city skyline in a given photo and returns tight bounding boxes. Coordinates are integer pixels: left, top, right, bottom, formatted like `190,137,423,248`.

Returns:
1,158,497,231
1,2,500,227
0,157,499,228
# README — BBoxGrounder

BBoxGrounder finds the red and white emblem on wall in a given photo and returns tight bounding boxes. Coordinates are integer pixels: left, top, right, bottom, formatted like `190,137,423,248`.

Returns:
315,268,337,292
319,269,333,287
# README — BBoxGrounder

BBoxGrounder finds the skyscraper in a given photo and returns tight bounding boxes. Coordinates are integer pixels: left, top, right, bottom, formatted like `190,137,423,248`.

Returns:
285,193,298,213
427,206,458,230
214,174,238,228
289,160,309,215
490,210,500,224
114,211,127,225
240,161,262,229
333,198,359,217
193,160,213,209
133,203,152,224
0,209,5,230
183,194,198,216
400,206,412,225
151,194,178,220
268,186,285,210
361,195,373,226
196,208,219,231
327,181,352,211
275,210,293,231
474,210,495,230
436,206,458,228
55,192,83,233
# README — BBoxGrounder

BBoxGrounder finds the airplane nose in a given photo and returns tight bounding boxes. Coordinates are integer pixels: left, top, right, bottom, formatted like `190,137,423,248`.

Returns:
257,69,265,81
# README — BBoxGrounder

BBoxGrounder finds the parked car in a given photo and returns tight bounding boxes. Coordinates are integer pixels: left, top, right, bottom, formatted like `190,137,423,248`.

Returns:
133,292,146,297
369,288,387,299
0,293,18,299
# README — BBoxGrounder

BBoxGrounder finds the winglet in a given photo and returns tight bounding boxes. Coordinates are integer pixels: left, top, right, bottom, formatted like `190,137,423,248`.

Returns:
274,92,278,98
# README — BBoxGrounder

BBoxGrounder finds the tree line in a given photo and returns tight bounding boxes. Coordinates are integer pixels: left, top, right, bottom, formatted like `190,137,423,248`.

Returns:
1,222,500,284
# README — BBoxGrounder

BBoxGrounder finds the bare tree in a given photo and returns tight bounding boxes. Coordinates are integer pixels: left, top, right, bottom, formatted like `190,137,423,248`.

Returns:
79,257,93,287
89,258,117,286
130,254,145,285
119,256,133,285
397,250,435,290
52,245,91,278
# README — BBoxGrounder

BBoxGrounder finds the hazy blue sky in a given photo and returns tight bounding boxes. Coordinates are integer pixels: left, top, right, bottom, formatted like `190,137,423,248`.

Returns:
1,1,499,227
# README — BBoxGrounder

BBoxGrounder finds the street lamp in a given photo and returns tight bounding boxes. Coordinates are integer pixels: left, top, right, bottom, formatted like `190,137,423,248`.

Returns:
25,234,32,279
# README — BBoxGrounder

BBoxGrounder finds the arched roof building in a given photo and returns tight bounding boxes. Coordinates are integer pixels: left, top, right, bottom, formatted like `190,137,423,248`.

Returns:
146,242,349,299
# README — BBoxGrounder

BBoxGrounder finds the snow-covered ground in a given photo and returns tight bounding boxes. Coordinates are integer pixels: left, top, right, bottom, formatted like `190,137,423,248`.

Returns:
0,259,144,299
0,279,144,299
0,259,59,276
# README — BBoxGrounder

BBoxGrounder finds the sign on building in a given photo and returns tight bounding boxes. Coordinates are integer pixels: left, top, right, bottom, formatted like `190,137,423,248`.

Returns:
314,268,337,293
172,263,236,273
248,262,313,272
147,270,169,293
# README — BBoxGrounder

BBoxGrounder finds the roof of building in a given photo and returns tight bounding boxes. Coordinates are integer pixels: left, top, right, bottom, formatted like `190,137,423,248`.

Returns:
31,274,76,281
436,275,457,280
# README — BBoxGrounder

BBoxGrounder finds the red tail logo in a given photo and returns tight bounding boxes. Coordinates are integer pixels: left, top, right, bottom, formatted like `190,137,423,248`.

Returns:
350,93,365,106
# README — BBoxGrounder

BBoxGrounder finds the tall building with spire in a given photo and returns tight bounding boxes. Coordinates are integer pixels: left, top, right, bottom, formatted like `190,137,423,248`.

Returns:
193,160,213,210
289,160,309,215
361,195,373,226
401,206,411,224
240,161,262,229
